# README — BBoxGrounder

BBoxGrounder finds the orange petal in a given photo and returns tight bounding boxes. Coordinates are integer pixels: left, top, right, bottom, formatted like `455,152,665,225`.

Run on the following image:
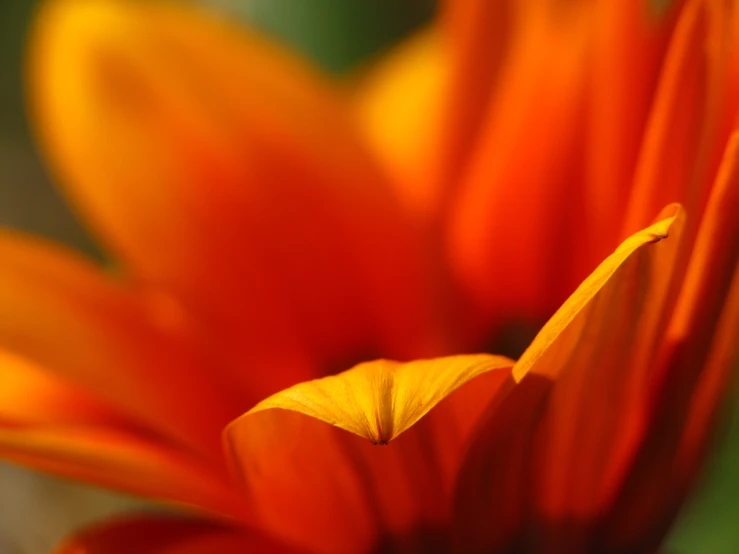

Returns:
603,133,739,549
512,206,684,382
435,0,513,188
454,207,685,553
0,425,241,516
0,230,240,454
225,355,512,553
586,0,685,251
0,350,241,515
446,1,594,326
352,28,447,218
623,0,733,240
0,349,125,426
28,0,446,402
53,514,303,554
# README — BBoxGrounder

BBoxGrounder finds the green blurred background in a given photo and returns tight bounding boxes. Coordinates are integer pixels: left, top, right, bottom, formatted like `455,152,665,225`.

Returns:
0,0,737,552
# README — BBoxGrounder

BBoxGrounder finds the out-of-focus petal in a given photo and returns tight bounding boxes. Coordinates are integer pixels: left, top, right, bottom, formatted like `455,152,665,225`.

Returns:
623,0,733,240
28,0,446,403
353,29,447,218
0,425,240,516
53,514,303,554
0,230,240,454
454,207,684,553
0,350,240,515
446,1,593,327
586,0,684,252
436,0,513,188
0,350,124,426
604,134,739,550
225,355,512,554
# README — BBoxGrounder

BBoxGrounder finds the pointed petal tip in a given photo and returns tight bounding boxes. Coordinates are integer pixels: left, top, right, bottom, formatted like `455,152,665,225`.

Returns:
513,203,684,383
223,354,514,553
239,354,514,444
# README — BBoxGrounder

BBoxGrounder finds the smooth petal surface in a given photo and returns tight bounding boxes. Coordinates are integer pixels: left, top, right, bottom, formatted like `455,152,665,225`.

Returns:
604,134,739,551
0,230,240,454
0,350,125,426
54,514,303,554
623,0,733,240
247,354,513,445
29,0,445,404
512,206,684,382
447,0,594,327
226,355,512,554
455,207,685,553
353,29,447,218
0,426,241,517
436,0,513,189
0,351,240,516
586,0,684,253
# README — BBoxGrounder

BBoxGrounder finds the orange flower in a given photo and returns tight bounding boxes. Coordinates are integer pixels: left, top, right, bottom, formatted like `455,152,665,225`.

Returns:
1,0,738,553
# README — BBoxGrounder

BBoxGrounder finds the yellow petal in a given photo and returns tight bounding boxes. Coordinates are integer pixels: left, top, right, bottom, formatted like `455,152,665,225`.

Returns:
352,28,447,218
225,354,512,553
513,205,684,382
455,206,685,552
29,0,446,401
247,354,513,445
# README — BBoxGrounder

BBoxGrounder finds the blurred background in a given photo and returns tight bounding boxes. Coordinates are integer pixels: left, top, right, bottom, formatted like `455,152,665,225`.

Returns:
0,0,737,552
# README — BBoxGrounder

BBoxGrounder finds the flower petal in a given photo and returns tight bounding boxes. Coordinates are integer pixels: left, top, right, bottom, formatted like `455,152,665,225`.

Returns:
623,0,734,239
0,350,240,515
602,133,739,550
0,426,242,517
512,206,684,382
0,350,124,426
225,355,512,553
0,230,241,454
247,354,513,445
352,28,447,218
436,0,513,187
29,0,445,402
454,207,685,553
446,1,594,326
53,514,302,554
586,0,684,248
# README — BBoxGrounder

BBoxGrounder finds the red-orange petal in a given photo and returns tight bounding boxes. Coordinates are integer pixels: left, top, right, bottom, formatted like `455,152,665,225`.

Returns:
586,0,685,251
225,355,512,554
454,207,685,553
0,350,240,515
28,0,446,403
446,0,594,328
0,425,242,516
603,133,739,550
622,0,733,241
435,0,513,190
53,514,304,554
0,230,240,455
0,350,125,426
